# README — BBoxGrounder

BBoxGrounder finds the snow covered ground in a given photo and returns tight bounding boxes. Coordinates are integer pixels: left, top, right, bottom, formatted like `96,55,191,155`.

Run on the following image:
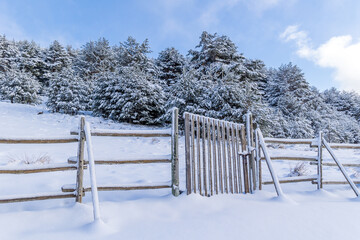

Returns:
1,101,360,240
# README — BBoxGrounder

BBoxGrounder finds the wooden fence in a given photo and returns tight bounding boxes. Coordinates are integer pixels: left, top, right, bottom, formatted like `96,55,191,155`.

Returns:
259,131,360,196
184,112,256,196
0,136,81,203
0,108,179,205
67,107,180,198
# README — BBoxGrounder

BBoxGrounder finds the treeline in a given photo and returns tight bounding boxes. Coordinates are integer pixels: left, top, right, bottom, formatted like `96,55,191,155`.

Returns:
0,32,360,142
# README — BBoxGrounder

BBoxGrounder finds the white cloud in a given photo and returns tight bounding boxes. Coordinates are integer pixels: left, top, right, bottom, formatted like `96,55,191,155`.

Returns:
281,25,360,92
198,0,240,28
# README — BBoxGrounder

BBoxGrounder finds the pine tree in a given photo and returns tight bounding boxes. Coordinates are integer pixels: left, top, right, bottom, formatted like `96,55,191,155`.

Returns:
0,35,19,73
17,40,45,82
115,37,156,75
156,47,185,88
94,66,165,124
0,64,40,104
75,37,115,81
42,40,72,88
47,67,90,114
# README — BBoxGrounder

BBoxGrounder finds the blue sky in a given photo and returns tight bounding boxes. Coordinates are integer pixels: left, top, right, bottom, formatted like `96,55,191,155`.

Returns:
1,0,360,92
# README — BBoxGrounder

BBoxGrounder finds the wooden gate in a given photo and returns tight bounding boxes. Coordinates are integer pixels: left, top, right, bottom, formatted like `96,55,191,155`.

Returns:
184,112,255,196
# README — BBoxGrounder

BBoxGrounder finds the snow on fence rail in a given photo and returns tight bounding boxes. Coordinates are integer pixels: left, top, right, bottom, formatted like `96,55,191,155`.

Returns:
260,131,360,196
66,107,180,198
184,112,256,196
0,133,81,203
0,108,180,208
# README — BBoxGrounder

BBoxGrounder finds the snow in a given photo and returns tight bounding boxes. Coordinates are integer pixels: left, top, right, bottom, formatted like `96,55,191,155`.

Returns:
2,101,360,239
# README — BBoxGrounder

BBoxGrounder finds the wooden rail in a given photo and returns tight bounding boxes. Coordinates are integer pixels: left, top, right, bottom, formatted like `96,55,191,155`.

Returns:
0,192,76,204
0,163,83,174
68,156,171,165
264,138,313,145
262,175,318,185
70,129,171,137
0,136,78,144
260,156,317,162
62,184,171,193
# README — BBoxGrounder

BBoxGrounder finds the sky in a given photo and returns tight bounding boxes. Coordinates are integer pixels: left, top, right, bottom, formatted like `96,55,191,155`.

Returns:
0,0,360,92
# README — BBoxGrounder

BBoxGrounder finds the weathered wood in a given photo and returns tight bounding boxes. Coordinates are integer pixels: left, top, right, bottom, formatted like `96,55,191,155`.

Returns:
212,119,218,194
250,114,256,191
235,124,243,193
257,129,284,197
322,138,360,197
191,115,196,193
231,124,238,194
171,108,180,197
0,137,78,144
311,143,360,149
226,122,233,193
62,184,171,192
255,123,260,191
222,121,228,194
202,117,208,196
207,118,213,196
264,138,313,145
185,113,191,195
263,176,318,185
70,130,171,137
68,157,171,165
260,156,317,162
310,162,360,167
312,180,360,185
217,120,223,193
0,164,78,174
197,115,202,195
317,131,323,189
76,116,85,203
241,125,250,193
0,193,76,203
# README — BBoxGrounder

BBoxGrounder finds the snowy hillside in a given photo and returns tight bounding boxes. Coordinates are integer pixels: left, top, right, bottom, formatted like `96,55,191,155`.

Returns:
1,101,360,240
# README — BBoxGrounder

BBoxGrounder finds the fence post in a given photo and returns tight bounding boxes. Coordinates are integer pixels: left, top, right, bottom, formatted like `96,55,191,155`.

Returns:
172,108,180,196
246,112,255,193
76,116,85,203
317,131,323,189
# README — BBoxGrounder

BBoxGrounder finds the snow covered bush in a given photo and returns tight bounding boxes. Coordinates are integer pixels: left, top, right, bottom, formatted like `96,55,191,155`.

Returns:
288,162,309,177
47,67,90,114
93,66,165,125
0,65,41,104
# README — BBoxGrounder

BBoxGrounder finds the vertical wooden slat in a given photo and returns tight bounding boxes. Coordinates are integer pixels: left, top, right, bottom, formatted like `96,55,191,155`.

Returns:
197,115,202,195
250,114,256,191
191,115,196,193
241,125,250,193
171,108,180,196
184,113,191,195
226,122,233,193
222,121,228,193
76,116,85,203
212,119,218,194
217,120,223,193
235,124,243,193
231,123,238,194
202,117,208,196
317,131,323,189
207,118,213,196
255,127,261,191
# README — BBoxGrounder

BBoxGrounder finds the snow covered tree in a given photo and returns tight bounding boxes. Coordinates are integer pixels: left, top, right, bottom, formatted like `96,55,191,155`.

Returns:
42,40,72,88
17,40,45,82
75,37,115,81
0,64,40,104
156,47,185,88
0,35,19,73
114,37,156,75
322,88,360,121
47,67,90,114
93,66,165,124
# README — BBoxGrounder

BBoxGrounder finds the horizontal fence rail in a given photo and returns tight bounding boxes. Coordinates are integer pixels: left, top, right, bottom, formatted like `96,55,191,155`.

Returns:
184,112,251,196
0,136,78,144
70,129,171,137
